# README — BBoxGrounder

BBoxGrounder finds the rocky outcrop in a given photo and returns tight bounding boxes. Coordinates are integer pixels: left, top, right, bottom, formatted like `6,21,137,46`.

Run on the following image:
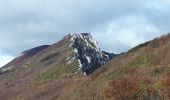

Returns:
66,33,113,75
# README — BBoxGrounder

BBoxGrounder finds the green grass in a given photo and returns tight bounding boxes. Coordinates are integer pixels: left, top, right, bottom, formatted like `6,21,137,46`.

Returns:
107,54,153,80
150,65,170,77
35,61,78,81
40,52,59,62
107,66,126,80
127,54,152,68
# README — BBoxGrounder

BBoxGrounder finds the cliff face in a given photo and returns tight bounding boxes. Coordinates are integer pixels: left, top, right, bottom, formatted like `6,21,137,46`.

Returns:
65,33,112,74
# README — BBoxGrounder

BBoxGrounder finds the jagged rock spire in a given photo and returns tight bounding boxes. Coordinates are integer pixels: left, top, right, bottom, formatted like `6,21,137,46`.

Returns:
66,33,109,75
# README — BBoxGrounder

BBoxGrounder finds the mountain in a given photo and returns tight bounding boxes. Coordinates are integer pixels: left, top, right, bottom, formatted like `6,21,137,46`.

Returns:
0,33,116,100
1,33,170,100
1,33,114,75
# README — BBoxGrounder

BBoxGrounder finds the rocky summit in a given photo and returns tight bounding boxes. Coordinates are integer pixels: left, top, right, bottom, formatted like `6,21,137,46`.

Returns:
65,33,113,74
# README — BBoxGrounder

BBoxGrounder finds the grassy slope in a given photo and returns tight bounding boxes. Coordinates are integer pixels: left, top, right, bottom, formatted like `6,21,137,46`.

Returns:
1,34,170,100
59,33,170,100
0,37,83,100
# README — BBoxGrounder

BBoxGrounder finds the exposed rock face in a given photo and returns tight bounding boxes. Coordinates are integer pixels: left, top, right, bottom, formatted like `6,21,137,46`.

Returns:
66,33,111,75
102,51,118,60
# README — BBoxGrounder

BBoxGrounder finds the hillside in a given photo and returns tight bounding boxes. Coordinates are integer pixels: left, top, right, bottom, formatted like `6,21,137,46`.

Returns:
0,33,115,100
1,33,170,100
83,33,170,100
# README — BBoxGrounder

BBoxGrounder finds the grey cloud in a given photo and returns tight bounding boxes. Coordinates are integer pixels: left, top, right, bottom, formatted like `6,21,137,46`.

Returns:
0,0,169,55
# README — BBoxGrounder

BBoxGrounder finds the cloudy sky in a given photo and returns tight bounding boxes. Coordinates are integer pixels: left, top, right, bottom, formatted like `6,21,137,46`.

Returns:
0,0,170,67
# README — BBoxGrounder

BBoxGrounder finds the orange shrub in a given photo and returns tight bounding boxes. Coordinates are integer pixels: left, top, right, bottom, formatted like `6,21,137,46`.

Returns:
104,76,140,99
104,75,162,100
34,82,48,93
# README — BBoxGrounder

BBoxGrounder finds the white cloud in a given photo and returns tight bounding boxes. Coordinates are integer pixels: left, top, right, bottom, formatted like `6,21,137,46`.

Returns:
0,53,14,67
93,15,163,53
161,0,170,5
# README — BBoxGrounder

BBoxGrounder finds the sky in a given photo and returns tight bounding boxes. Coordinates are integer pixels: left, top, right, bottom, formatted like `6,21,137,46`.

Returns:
0,0,170,67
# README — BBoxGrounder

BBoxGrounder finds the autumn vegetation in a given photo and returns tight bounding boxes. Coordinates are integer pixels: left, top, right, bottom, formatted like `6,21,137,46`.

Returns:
102,33,170,100
1,33,170,100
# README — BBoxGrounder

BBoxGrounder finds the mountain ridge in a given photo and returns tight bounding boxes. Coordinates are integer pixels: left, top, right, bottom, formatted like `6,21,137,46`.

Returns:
1,33,116,75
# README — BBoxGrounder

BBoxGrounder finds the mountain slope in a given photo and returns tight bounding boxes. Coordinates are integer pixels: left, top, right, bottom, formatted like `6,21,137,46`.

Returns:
0,33,115,100
67,33,170,100
0,35,74,100
53,33,170,100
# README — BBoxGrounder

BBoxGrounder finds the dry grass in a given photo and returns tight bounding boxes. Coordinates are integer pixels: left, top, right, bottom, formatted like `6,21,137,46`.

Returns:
1,33,170,100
